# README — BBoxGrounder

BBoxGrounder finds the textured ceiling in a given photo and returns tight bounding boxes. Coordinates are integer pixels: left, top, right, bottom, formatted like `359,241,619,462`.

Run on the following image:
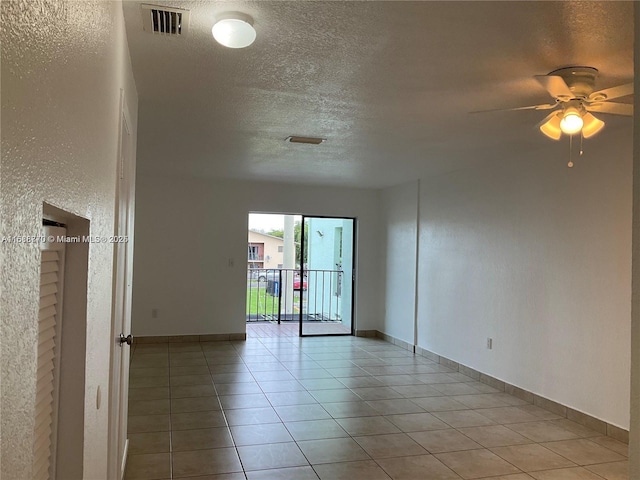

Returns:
123,1,633,188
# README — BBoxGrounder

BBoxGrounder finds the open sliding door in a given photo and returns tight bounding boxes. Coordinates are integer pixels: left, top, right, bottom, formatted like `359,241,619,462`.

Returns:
300,216,355,336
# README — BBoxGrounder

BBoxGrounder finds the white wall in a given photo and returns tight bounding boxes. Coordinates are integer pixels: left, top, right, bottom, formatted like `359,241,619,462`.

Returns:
131,175,381,336
406,127,632,429
380,181,419,344
1,1,138,478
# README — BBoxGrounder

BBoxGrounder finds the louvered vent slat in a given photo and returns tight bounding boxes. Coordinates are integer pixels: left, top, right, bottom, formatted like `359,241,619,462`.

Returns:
141,5,189,36
33,237,64,480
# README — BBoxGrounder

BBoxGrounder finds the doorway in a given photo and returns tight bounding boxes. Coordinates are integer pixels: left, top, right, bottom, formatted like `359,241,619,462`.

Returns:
246,213,356,337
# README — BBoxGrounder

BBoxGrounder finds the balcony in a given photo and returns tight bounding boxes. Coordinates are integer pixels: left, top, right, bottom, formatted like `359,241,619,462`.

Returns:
246,268,344,324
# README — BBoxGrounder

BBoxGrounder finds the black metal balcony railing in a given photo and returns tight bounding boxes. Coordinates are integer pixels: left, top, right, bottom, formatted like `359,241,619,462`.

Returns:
247,254,264,261
246,268,343,323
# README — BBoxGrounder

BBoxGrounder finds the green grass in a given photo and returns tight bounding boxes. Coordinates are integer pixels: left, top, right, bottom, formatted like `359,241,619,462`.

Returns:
246,286,279,315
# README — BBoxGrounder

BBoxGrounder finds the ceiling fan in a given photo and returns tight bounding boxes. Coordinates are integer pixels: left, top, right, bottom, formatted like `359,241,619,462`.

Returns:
479,66,633,140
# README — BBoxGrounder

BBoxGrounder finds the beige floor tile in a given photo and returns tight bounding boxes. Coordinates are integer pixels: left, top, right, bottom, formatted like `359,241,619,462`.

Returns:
225,406,281,426
300,378,348,390
432,410,495,428
177,473,245,479
246,465,320,479
491,444,576,471
336,416,401,436
505,421,579,442
172,448,243,477
452,394,511,409
172,427,234,451
337,376,385,388
366,398,425,415
170,396,221,413
516,405,564,421
411,396,469,412
354,432,428,459
212,371,255,384
476,406,540,424
231,422,293,446
132,355,169,369
171,374,213,386
130,376,170,388
409,429,482,453
170,351,205,360
209,363,249,374
285,419,349,441
548,420,602,438
215,382,263,395
431,383,483,396
219,393,271,409
170,356,208,367
237,442,309,471
171,410,227,430
171,365,211,376
129,387,170,401
435,448,522,479
589,436,629,457
275,404,331,422
128,414,171,433
469,475,532,480
322,401,380,418
376,454,461,480
267,390,319,406
128,432,171,455
129,367,170,379
170,384,216,398
374,374,424,386
124,452,171,480
297,437,370,464
129,398,170,416
310,388,362,403
415,374,460,384
258,380,307,393
314,460,391,480
585,460,629,480
528,467,603,479
457,425,532,448
542,439,627,466
390,384,443,398
352,386,404,400
385,412,450,432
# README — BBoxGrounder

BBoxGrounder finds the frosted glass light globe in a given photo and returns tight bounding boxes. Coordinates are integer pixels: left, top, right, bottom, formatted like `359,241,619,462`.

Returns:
212,17,256,48
560,112,584,135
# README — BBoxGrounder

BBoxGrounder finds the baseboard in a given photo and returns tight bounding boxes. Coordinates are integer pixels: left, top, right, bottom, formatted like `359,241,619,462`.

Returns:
134,333,247,344
374,330,629,444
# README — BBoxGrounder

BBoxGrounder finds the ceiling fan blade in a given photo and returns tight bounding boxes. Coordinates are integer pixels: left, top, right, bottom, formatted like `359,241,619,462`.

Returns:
470,104,557,114
589,83,633,102
586,102,633,116
582,113,605,138
538,112,562,140
534,75,573,99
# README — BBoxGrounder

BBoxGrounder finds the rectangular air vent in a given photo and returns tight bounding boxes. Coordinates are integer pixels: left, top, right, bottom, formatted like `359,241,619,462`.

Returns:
141,4,190,36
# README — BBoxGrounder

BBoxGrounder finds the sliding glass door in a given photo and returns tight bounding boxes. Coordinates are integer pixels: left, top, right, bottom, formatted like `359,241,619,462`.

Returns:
299,216,355,336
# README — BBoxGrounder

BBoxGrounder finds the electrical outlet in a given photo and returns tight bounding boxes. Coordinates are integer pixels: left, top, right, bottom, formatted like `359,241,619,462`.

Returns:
152,308,158,319
487,337,493,350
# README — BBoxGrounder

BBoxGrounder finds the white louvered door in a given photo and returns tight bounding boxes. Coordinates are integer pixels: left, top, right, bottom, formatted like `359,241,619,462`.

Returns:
34,225,66,480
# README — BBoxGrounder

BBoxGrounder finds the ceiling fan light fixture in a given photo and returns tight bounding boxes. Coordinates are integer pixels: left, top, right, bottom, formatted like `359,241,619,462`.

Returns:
559,108,584,135
581,112,605,138
539,113,562,140
212,12,256,48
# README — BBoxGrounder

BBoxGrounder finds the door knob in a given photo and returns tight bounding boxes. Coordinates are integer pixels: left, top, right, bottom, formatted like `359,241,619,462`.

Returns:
119,333,133,346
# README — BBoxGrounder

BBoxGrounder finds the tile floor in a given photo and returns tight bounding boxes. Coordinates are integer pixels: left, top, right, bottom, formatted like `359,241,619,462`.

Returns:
126,334,629,480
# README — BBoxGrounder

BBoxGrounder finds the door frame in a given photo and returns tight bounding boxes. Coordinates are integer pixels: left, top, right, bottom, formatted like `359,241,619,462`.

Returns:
107,89,135,480
299,215,356,337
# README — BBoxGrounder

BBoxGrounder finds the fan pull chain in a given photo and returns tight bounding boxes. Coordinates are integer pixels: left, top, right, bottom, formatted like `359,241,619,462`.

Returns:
568,134,574,168
580,133,584,156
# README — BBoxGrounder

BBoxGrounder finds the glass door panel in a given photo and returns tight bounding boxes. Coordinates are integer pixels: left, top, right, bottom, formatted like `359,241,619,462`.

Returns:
300,216,355,336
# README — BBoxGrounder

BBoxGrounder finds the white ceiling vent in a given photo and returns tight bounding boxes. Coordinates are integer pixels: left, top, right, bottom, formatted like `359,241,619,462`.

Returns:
141,4,190,36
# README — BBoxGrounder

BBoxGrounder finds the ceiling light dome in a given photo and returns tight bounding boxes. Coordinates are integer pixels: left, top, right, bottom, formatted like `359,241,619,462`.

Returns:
559,108,584,135
212,12,256,48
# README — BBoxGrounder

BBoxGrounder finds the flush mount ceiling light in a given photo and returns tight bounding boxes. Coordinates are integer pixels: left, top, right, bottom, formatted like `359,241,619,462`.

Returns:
212,12,256,48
